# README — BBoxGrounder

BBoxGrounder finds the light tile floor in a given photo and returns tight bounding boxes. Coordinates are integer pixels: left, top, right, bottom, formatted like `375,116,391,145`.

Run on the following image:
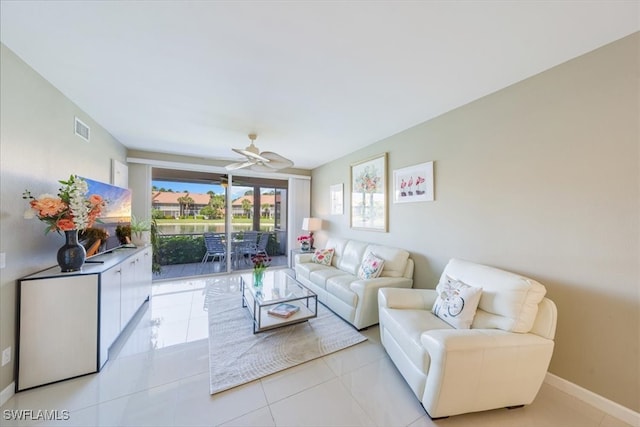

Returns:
1,274,633,427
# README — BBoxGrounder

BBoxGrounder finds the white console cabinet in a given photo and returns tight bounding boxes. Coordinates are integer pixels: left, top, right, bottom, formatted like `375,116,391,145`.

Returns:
17,246,152,391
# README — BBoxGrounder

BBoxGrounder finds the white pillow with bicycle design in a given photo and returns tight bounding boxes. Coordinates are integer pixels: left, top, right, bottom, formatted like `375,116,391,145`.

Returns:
432,276,483,329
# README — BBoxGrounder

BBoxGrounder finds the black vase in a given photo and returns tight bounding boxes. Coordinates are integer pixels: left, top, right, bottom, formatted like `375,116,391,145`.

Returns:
57,229,86,272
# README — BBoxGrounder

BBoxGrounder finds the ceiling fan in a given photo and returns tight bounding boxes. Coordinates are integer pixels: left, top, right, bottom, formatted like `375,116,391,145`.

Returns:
225,133,294,172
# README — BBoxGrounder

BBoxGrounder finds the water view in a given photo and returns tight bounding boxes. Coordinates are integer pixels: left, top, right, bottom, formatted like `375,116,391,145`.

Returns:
156,222,276,235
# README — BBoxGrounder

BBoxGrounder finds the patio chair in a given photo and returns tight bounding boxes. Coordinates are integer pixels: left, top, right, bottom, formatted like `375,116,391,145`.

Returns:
255,232,270,257
201,233,228,264
237,231,258,265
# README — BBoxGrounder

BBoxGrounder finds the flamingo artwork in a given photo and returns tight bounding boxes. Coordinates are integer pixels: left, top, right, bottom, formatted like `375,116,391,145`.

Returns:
395,162,434,203
400,178,407,197
416,175,426,195
407,176,414,196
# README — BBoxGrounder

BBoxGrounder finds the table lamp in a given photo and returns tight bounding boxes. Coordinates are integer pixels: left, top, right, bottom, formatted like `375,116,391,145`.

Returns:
302,218,322,249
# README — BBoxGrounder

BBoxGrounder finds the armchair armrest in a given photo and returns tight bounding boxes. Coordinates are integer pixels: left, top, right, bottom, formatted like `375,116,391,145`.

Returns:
421,328,553,353
351,277,413,296
378,287,437,311
419,328,555,417
349,277,413,329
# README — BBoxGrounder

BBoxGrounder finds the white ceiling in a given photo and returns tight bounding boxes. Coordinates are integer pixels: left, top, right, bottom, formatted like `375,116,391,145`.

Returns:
1,1,638,170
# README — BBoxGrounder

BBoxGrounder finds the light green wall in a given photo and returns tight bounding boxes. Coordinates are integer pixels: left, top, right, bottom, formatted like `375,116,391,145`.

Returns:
311,33,639,411
0,44,127,393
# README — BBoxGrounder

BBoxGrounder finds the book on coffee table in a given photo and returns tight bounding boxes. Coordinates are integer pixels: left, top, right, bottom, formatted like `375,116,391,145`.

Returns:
268,303,300,318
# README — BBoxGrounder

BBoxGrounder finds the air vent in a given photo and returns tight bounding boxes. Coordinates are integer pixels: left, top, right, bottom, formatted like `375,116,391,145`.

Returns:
74,117,90,142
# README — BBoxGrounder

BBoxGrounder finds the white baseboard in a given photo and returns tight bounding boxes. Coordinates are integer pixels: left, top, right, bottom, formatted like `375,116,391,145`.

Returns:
0,382,15,408
545,373,639,426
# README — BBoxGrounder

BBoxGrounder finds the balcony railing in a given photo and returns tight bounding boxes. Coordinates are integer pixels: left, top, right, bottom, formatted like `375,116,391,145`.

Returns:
152,231,287,280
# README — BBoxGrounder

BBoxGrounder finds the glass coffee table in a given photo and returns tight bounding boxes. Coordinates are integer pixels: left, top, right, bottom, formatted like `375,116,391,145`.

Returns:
241,269,318,334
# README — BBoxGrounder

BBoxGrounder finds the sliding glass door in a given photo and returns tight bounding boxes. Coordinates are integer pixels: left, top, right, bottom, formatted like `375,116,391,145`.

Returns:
228,177,288,272
151,168,288,280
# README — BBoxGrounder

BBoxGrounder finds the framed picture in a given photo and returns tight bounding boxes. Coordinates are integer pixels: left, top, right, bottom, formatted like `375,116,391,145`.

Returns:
350,153,387,231
393,161,434,203
330,183,344,215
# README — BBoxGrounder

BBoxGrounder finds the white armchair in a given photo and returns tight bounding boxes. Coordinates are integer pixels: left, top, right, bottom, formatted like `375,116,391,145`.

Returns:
378,258,557,419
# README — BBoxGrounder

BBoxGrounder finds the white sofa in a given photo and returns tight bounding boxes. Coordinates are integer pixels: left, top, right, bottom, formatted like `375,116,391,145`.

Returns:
294,237,414,329
378,258,557,419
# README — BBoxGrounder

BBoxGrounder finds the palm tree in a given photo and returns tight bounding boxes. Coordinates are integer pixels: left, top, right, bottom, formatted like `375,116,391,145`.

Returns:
177,193,195,217
241,198,252,218
261,203,270,218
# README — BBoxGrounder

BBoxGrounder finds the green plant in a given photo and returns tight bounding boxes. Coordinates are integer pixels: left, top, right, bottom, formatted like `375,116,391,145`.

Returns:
130,215,151,233
129,215,152,246
150,218,162,274
151,209,164,219
157,235,205,265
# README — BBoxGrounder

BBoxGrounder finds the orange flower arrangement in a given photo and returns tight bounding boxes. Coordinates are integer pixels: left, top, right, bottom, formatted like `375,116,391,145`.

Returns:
23,175,106,233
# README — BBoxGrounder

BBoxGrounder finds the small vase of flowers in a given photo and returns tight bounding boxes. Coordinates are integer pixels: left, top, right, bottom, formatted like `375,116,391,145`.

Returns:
251,253,271,288
23,175,105,234
297,234,311,252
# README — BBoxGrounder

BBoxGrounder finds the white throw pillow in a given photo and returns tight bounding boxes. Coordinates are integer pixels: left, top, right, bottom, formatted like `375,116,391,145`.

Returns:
432,276,483,329
357,253,385,279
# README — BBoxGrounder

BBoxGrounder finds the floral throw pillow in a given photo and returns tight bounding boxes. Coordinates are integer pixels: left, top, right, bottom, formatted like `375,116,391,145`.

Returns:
432,276,483,329
312,248,334,266
357,253,385,279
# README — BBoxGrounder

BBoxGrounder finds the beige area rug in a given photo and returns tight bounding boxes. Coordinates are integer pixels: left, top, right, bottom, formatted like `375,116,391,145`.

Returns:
207,284,367,395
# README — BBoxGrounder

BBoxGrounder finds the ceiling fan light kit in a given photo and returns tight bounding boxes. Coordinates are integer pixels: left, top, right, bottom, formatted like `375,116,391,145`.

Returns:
226,134,294,171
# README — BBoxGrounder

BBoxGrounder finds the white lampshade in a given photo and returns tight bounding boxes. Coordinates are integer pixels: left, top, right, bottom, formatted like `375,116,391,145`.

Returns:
302,217,322,232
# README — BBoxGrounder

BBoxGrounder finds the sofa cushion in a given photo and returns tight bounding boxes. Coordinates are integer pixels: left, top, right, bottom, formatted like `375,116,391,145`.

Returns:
309,268,349,290
357,252,385,279
337,240,369,275
441,259,547,333
312,248,334,266
366,245,410,278
295,261,331,281
324,237,349,267
432,276,482,329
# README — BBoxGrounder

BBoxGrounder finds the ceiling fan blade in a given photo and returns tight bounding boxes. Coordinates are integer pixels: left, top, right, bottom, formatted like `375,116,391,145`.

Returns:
232,148,270,162
259,151,294,169
225,160,255,171
250,163,279,172
228,134,293,171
